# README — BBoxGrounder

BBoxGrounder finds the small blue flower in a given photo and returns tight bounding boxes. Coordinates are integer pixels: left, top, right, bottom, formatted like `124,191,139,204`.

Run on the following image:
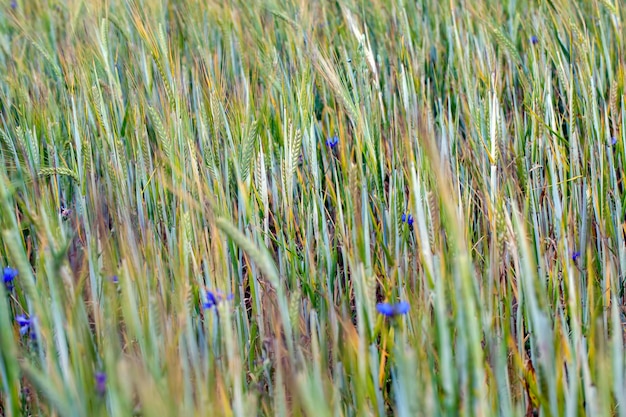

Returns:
530,36,538,45
572,251,581,262
204,291,218,309
376,301,410,317
10,0,16,9
203,290,233,310
15,314,36,338
111,275,119,284
95,372,107,396
401,213,414,227
3,267,18,291
326,135,339,149
611,137,618,146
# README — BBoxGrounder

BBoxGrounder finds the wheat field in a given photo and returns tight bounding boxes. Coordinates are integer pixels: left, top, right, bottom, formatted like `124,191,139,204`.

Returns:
0,0,625,416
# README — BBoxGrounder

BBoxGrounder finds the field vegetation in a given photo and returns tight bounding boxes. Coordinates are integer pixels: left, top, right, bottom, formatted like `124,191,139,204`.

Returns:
0,0,625,416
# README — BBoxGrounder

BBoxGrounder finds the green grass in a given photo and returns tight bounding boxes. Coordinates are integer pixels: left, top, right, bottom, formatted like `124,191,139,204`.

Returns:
0,0,625,415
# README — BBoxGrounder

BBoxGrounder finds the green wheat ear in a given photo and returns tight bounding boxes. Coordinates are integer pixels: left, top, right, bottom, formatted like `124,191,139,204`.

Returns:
147,105,171,162
240,119,258,183
281,121,302,208
38,167,80,183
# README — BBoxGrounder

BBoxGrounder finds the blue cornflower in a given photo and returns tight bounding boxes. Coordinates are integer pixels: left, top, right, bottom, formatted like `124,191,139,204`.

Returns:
376,301,410,317
15,315,36,339
572,251,581,262
326,135,339,149
401,213,414,227
203,290,233,310
204,291,218,309
3,267,18,291
95,372,107,396
16,315,30,335
530,36,538,45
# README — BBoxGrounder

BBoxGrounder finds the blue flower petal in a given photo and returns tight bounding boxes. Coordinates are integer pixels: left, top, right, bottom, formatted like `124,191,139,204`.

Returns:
394,301,410,315
16,315,31,336
94,371,107,395
377,301,410,317
203,290,234,310
3,267,18,283
376,303,395,316
326,135,339,148
15,315,30,326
